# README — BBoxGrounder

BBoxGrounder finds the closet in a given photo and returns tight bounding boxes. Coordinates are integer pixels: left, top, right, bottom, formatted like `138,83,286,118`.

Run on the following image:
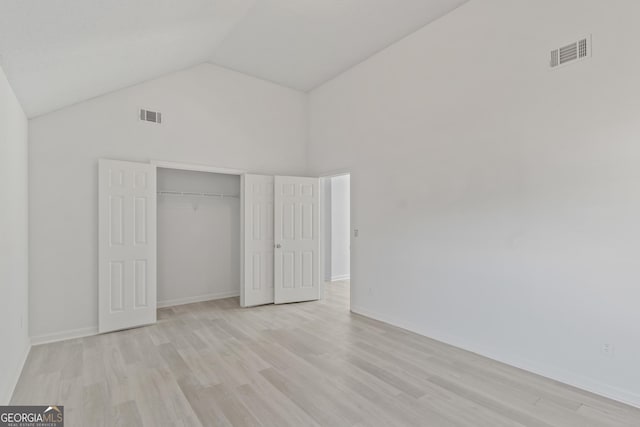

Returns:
97,159,321,333
157,168,240,307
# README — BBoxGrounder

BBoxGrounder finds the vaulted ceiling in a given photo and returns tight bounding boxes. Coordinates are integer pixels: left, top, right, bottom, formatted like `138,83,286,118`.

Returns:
0,0,468,117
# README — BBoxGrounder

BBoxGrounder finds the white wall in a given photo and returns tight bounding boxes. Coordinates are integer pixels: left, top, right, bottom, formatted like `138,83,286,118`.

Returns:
29,63,308,341
0,66,30,404
157,168,240,306
330,175,350,280
309,0,640,407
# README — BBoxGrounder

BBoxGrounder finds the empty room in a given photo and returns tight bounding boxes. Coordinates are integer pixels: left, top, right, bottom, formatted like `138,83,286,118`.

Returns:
1,0,640,426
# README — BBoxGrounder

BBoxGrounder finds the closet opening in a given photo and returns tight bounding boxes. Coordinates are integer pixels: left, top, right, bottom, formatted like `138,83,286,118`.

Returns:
98,159,322,332
156,166,242,308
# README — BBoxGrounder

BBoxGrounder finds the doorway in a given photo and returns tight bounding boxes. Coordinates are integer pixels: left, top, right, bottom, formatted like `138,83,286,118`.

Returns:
322,173,351,309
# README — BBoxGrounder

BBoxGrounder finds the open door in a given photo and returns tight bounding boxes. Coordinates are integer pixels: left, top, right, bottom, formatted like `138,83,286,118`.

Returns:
241,174,275,307
99,159,157,333
274,176,320,304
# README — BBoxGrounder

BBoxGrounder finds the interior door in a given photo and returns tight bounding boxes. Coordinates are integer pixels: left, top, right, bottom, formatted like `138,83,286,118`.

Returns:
274,176,320,304
241,174,275,307
99,159,157,333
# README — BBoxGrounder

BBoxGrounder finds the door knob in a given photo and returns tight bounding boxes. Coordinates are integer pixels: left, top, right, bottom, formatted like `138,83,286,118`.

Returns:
276,244,281,249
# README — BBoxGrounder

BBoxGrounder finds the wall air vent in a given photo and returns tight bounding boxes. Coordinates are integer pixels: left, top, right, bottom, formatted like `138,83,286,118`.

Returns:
550,35,591,69
139,109,162,124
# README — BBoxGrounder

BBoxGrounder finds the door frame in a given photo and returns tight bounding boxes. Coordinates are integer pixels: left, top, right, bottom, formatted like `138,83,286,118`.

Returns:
151,160,246,176
150,160,246,307
319,170,352,306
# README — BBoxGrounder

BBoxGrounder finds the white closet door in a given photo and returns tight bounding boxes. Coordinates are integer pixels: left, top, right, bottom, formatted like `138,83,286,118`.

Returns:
274,176,320,304
99,159,157,333
241,174,275,307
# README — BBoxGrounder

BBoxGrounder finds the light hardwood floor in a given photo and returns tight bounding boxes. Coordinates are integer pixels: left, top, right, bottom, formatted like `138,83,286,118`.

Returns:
12,281,640,426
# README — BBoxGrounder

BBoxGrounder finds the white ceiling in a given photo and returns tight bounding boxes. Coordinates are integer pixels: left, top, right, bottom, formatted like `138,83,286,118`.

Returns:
0,0,468,117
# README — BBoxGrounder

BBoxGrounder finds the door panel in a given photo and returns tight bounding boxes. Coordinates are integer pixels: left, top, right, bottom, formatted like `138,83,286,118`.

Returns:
99,159,157,333
242,174,275,307
274,176,320,304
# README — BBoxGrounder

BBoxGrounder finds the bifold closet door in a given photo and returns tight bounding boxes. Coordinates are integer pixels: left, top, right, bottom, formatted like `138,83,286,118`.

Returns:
241,174,275,307
98,159,157,333
274,176,321,304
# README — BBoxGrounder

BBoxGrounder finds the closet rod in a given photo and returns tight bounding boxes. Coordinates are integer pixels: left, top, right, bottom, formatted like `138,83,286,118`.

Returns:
157,190,240,199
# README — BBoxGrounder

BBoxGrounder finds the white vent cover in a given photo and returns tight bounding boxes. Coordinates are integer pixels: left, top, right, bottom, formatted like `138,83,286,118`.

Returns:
139,109,162,124
550,35,591,69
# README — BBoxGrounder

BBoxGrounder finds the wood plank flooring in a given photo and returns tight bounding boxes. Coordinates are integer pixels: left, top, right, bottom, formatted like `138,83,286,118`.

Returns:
12,281,640,426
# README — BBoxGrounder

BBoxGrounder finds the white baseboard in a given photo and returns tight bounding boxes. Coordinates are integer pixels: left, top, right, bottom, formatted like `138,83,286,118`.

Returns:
157,290,239,308
29,292,239,346
2,341,31,405
31,326,98,346
331,274,350,282
350,305,640,410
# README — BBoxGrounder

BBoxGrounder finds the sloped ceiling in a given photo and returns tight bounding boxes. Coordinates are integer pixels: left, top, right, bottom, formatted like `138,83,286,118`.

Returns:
0,0,468,117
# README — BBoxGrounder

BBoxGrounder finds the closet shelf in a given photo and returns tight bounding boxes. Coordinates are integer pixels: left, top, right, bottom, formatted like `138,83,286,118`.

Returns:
157,190,240,199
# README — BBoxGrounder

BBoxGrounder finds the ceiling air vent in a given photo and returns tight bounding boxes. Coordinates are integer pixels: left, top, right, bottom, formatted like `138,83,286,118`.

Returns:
139,109,162,124
550,35,591,69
